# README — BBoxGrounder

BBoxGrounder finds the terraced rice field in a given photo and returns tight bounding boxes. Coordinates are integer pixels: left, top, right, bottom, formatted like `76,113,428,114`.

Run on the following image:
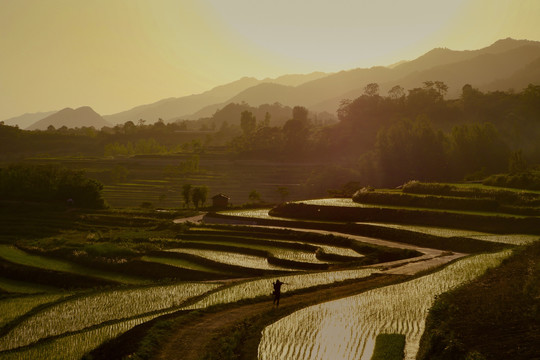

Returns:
0,312,163,360
0,282,220,352
0,245,147,285
0,265,379,359
2,183,537,360
166,248,292,271
258,250,512,360
297,198,535,218
360,223,539,245
0,293,72,328
139,255,230,274
171,237,361,264
184,228,363,259
184,267,378,310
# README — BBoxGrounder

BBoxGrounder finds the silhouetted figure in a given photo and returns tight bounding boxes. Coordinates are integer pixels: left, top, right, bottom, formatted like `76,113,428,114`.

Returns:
272,279,286,307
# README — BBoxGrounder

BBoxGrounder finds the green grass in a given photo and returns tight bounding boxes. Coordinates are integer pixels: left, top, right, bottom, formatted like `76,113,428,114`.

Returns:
0,245,148,285
417,241,540,359
0,277,59,294
371,334,406,360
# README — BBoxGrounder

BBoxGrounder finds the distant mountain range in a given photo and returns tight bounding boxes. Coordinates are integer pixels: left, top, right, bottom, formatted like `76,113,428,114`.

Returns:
4,38,540,130
3,110,58,129
26,107,111,131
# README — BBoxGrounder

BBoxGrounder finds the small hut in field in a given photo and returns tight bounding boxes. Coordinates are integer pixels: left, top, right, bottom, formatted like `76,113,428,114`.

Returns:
212,193,229,209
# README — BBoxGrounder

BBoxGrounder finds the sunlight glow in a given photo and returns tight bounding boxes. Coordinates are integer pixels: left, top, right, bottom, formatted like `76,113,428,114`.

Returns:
0,0,539,119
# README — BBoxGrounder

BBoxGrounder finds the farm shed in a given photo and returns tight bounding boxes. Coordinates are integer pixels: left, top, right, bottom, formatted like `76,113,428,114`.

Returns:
212,193,230,209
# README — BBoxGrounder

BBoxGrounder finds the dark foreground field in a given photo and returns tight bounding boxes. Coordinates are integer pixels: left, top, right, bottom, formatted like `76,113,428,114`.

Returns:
417,241,540,360
1,180,539,360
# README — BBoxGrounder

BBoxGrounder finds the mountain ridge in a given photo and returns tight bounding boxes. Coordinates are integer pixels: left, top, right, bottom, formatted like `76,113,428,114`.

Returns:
12,38,540,130
27,106,111,131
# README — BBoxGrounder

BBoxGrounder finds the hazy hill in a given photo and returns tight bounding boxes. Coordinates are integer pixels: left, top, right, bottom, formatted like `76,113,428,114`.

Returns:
262,72,328,86
485,56,540,92
9,38,540,128
2,110,57,129
27,107,111,130
213,39,540,117
308,40,540,114
390,38,537,75
187,40,540,121
103,72,328,125
389,44,540,95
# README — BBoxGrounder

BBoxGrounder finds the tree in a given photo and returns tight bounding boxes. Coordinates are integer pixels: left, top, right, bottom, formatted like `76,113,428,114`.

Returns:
508,150,528,174
240,111,257,136
364,83,380,97
248,190,261,203
123,121,136,134
292,106,309,124
262,112,271,128
388,85,405,100
191,186,208,209
376,117,449,186
182,184,192,208
283,106,311,155
277,187,289,203
450,123,510,177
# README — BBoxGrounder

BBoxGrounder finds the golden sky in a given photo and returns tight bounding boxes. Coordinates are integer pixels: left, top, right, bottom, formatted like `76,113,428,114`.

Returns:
1,0,539,120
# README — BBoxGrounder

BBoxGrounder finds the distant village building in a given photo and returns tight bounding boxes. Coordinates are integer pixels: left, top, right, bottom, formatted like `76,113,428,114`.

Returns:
212,193,229,209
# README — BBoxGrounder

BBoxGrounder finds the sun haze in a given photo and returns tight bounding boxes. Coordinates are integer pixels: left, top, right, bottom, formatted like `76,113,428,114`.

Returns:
0,0,539,120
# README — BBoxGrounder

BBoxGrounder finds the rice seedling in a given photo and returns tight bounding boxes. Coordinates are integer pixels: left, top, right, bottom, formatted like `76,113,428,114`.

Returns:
184,267,378,310
174,239,328,264
298,198,368,208
166,248,288,271
468,234,539,245
317,245,363,258
0,282,220,351
139,255,229,273
0,293,71,328
360,223,539,245
258,250,511,360
0,313,163,360
184,228,364,259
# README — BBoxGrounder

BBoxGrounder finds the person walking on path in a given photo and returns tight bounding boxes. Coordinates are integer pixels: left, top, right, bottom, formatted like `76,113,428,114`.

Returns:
272,279,286,307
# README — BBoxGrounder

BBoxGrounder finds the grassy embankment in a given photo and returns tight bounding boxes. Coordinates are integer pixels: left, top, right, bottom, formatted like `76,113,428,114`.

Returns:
417,240,540,360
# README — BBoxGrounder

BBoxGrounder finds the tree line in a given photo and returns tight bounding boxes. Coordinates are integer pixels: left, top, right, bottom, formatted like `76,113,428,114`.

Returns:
0,164,106,208
228,83,540,187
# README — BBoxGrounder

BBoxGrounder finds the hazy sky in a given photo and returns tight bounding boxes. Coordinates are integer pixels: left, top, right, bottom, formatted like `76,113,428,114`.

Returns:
1,0,539,120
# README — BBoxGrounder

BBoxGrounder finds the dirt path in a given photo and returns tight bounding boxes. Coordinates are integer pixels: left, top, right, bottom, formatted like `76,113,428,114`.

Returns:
153,274,409,360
